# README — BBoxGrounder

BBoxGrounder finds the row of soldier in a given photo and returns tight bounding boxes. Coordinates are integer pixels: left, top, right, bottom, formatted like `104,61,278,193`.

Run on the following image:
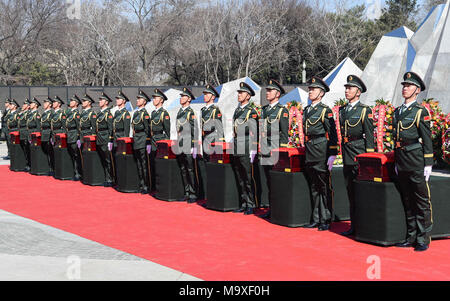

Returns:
1,71,434,251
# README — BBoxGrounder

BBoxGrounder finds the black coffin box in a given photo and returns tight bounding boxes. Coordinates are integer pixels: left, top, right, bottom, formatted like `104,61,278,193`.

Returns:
53,133,74,180
354,176,450,246
206,162,240,212
156,140,176,159
209,142,232,164
269,170,312,227
356,152,395,183
115,137,139,193
9,131,26,172
30,132,50,175
272,147,305,173
330,166,350,221
82,135,105,186
154,157,184,202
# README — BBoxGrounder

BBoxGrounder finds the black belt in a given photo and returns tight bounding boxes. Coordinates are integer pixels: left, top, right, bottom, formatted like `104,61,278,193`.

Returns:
343,136,363,143
395,139,419,148
305,134,325,142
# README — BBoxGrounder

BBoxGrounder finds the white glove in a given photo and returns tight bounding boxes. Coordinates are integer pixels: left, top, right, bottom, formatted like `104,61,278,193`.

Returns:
424,166,432,182
146,145,152,154
395,165,398,175
192,147,197,159
327,156,336,171
108,142,113,152
76,140,81,149
250,150,257,163
50,138,54,146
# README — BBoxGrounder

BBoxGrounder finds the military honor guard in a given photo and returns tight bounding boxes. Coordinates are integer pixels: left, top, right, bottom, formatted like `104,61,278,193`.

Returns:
393,72,434,252
338,75,375,236
6,99,20,152
65,95,82,181
96,92,114,187
132,90,152,194
112,91,132,147
26,97,42,141
2,99,11,160
176,87,199,203
50,96,66,173
18,99,31,171
303,76,338,231
40,97,54,175
149,89,171,193
201,84,224,161
259,79,289,217
232,82,259,215
79,94,97,142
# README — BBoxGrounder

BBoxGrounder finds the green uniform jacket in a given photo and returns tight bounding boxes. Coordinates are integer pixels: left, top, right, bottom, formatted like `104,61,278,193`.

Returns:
201,105,224,143
303,102,338,163
132,108,151,150
18,110,30,141
339,102,375,166
6,110,19,133
176,106,197,149
113,107,131,146
150,107,170,149
40,110,53,142
65,109,81,144
79,108,96,139
26,110,41,141
96,108,113,146
261,103,290,153
51,109,66,141
233,105,259,156
393,102,434,172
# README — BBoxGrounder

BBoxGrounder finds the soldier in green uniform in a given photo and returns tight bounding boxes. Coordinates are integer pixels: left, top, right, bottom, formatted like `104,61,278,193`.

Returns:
232,82,259,215
176,87,199,203
50,96,66,173
149,89,170,194
2,99,11,159
96,92,114,187
132,90,152,194
26,98,42,155
201,84,224,161
259,79,290,218
302,76,338,231
112,91,132,146
6,100,20,159
393,72,434,252
65,95,82,181
339,75,375,236
18,99,31,171
40,97,54,175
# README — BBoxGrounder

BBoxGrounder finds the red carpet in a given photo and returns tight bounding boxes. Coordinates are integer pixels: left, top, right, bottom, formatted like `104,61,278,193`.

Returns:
0,165,449,281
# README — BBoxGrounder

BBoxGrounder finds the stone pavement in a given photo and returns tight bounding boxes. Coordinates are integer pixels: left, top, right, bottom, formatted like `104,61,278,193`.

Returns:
0,140,201,281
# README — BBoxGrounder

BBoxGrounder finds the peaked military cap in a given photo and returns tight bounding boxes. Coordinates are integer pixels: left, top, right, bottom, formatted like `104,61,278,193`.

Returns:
82,93,95,103
203,84,220,98
30,97,41,107
345,75,367,93
137,89,151,102
24,98,31,105
238,82,256,97
401,71,426,91
308,76,330,93
266,79,286,95
10,99,19,107
152,88,168,101
180,87,196,100
53,95,65,105
44,97,53,104
5,98,11,104
69,94,81,105
115,90,130,102
99,92,113,103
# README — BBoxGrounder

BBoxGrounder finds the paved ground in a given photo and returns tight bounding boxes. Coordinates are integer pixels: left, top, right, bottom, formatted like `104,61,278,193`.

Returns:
0,140,201,281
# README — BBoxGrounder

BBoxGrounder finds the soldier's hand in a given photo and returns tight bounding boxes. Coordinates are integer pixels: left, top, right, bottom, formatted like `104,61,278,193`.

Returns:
327,156,336,171
424,166,432,182
146,145,152,154
76,140,81,149
192,147,197,159
250,150,257,163
108,142,113,151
